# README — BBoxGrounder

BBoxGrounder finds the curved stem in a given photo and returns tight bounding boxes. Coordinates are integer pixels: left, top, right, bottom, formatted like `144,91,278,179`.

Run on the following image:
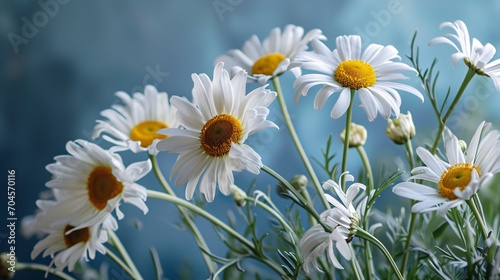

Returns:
356,146,373,192
357,227,404,280
147,190,254,250
271,77,329,209
261,165,328,231
149,155,218,274
107,229,143,280
16,262,76,280
430,68,475,154
105,247,138,279
466,197,490,244
341,89,356,190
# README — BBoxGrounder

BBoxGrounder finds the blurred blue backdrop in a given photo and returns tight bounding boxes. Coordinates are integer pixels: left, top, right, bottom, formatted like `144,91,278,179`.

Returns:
2,0,500,279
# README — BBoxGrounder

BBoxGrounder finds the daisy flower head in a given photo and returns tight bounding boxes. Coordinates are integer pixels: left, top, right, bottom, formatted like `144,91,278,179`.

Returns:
299,173,365,274
93,85,178,155
291,36,423,121
393,121,500,216
31,199,117,273
429,20,500,91
215,24,326,84
156,62,277,202
39,139,151,230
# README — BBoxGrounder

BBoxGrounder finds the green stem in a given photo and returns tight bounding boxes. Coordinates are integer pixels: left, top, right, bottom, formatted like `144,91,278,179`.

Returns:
341,89,356,190
16,262,77,280
271,77,329,210
147,190,285,277
430,68,475,154
355,146,375,279
107,229,143,280
357,227,404,280
149,155,218,274
466,196,490,244
400,140,416,276
105,247,138,279
356,146,373,192
261,165,328,230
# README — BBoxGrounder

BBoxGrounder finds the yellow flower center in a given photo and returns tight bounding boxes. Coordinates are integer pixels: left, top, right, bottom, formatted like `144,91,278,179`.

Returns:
63,225,90,248
87,166,124,210
252,53,286,76
334,60,376,89
438,163,481,200
130,120,168,148
200,114,242,157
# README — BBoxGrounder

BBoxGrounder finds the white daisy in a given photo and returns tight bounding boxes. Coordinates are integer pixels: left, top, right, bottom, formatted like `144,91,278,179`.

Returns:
429,20,500,91
215,24,325,84
299,173,365,274
156,62,277,202
31,199,116,272
38,139,151,230
291,36,423,121
93,85,178,155
393,121,500,216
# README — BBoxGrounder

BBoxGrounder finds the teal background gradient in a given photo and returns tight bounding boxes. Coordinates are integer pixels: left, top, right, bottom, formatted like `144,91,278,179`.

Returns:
2,0,500,279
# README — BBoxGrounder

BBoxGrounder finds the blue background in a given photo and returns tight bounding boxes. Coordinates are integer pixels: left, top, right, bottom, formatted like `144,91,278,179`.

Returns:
2,0,500,279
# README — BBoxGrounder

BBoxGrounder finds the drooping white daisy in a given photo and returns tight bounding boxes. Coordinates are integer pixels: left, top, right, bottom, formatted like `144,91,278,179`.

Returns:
299,173,365,274
93,85,178,155
215,24,326,84
156,62,277,202
291,36,423,121
428,20,500,91
393,121,500,216
38,139,151,230
31,199,117,273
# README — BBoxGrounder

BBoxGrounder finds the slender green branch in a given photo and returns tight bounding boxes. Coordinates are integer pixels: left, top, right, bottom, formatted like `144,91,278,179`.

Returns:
271,77,329,209
400,140,416,276
105,247,138,280
356,146,373,192
147,190,254,250
357,227,404,280
149,155,218,274
466,197,490,244
341,89,356,190
107,229,143,280
16,262,77,280
430,68,476,154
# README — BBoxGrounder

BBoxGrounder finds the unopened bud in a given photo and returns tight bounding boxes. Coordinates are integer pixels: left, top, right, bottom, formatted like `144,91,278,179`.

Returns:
458,140,467,153
230,184,247,207
386,112,416,145
290,174,308,192
340,123,367,148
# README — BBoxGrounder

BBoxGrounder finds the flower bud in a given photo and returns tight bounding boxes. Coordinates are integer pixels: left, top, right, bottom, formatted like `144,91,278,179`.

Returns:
458,139,467,153
340,123,367,148
290,174,308,192
0,253,15,279
386,112,416,145
230,184,247,207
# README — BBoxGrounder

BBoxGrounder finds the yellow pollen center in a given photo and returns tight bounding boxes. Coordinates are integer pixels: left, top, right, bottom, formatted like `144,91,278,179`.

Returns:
252,53,286,76
438,163,481,200
63,225,90,248
334,60,376,89
87,166,124,210
130,120,168,148
200,114,242,157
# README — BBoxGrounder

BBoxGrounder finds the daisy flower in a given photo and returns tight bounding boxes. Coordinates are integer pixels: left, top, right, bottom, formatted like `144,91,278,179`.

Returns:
93,85,178,155
156,62,277,202
299,173,365,274
428,20,500,91
291,35,423,121
215,24,325,84
31,199,116,272
38,139,151,230
393,121,500,216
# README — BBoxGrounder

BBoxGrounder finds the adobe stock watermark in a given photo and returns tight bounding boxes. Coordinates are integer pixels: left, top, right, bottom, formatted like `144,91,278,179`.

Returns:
80,64,170,143
353,0,412,46
213,0,243,22
7,0,72,54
